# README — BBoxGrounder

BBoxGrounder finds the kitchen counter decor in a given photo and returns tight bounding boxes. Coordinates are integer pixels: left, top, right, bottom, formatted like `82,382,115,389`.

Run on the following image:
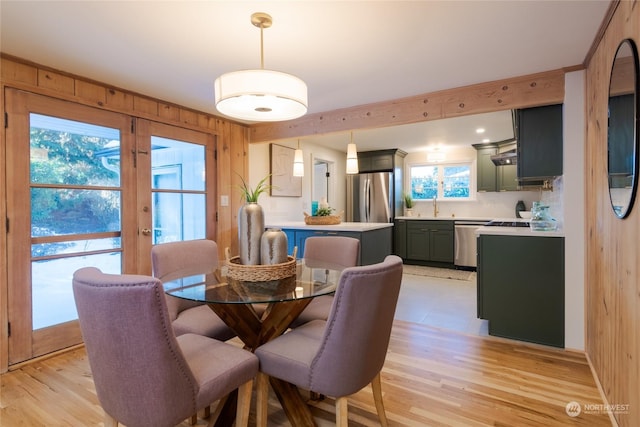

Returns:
225,247,298,282
303,211,342,225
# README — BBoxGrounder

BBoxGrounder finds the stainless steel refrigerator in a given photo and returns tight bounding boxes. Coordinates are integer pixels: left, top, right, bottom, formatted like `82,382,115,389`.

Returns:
346,172,394,223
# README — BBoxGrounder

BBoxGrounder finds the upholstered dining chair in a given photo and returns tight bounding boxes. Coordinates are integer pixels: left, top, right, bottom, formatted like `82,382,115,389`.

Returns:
255,255,403,427
72,267,258,427
289,236,360,328
151,239,236,341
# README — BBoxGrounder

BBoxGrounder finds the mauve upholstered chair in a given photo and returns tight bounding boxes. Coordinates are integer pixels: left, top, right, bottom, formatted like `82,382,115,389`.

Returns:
255,255,403,427
72,267,258,427
289,236,360,328
151,239,236,341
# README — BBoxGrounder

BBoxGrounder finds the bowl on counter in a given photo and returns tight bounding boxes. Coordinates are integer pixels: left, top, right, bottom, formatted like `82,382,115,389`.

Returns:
519,211,532,219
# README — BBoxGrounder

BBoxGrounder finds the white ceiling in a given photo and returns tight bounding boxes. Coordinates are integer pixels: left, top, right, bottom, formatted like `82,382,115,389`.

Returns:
0,1,609,153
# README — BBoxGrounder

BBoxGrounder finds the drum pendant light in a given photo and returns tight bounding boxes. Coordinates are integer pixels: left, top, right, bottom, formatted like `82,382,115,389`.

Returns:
214,12,308,122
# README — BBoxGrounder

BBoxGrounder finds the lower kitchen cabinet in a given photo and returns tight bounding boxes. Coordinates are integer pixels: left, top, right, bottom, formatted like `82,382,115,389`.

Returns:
403,220,454,266
477,234,564,348
280,226,392,265
394,219,407,258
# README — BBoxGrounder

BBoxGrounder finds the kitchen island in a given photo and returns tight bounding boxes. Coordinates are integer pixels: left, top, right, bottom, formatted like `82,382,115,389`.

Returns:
265,221,393,265
476,224,564,347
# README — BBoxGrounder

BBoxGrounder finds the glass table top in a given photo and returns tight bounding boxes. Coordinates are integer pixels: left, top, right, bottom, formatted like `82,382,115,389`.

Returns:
163,259,344,304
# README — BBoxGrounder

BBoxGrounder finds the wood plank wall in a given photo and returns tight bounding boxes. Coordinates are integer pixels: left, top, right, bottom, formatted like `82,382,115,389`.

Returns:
585,2,640,426
0,55,248,372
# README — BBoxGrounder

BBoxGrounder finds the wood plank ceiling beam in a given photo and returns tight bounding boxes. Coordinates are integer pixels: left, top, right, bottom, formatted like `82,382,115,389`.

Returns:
249,68,567,143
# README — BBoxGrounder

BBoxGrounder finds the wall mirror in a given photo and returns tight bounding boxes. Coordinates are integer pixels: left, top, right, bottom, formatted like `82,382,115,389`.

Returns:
607,39,639,218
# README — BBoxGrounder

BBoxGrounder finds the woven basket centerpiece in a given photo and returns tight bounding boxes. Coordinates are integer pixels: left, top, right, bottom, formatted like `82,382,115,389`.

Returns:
225,247,297,282
304,211,343,225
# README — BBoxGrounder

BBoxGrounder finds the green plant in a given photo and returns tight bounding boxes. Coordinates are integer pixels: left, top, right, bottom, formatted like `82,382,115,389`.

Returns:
237,174,272,203
403,192,414,208
315,206,335,216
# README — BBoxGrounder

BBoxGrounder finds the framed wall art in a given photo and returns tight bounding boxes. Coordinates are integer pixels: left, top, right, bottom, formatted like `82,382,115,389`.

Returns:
270,143,302,197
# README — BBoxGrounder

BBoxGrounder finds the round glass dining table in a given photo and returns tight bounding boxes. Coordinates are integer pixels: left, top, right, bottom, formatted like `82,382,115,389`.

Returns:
162,259,345,427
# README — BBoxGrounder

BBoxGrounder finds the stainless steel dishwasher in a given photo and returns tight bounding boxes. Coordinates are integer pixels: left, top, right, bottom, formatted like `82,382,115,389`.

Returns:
454,220,488,268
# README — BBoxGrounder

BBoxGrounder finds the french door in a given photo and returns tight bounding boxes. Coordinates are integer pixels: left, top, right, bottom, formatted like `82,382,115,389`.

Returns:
5,89,215,364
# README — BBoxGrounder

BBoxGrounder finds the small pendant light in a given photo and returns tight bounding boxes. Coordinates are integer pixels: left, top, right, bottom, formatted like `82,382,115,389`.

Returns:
293,140,304,177
346,132,359,174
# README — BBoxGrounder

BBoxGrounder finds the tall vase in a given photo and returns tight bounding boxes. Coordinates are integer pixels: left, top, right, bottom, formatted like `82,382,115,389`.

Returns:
238,202,264,265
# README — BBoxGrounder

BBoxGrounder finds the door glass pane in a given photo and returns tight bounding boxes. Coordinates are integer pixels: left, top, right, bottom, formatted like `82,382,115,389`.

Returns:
32,253,121,329
151,136,206,244
151,137,204,191
152,193,205,243
30,114,120,186
30,113,123,330
31,188,121,235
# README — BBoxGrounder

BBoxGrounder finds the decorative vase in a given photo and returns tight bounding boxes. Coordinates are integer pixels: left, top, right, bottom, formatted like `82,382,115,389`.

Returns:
405,208,414,217
260,228,288,265
238,202,264,265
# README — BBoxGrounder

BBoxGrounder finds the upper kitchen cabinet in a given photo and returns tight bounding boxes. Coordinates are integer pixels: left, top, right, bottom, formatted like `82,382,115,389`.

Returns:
357,149,406,173
475,144,498,192
474,143,519,192
516,104,563,180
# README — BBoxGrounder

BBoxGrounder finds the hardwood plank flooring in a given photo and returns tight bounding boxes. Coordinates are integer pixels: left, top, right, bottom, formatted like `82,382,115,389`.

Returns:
0,321,611,426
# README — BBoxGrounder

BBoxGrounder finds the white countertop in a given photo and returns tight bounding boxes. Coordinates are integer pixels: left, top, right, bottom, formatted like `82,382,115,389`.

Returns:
476,226,564,237
265,221,393,232
396,216,492,222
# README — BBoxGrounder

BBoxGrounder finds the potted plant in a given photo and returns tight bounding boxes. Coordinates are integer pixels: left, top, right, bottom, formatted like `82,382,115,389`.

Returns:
315,206,335,216
238,174,271,203
237,174,272,265
403,192,414,217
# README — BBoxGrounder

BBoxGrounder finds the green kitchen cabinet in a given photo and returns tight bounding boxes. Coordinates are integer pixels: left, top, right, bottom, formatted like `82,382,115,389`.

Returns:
394,219,407,258
404,220,454,265
498,164,518,191
516,104,563,180
477,233,564,347
475,144,498,192
474,144,518,192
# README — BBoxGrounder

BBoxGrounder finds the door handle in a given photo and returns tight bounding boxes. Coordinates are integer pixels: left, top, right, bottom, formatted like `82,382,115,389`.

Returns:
141,228,152,236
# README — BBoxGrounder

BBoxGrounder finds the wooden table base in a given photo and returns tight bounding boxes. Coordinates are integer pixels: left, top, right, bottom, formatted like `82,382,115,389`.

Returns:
207,299,317,427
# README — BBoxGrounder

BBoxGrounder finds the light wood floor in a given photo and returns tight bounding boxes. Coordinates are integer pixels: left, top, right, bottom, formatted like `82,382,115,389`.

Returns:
0,320,611,426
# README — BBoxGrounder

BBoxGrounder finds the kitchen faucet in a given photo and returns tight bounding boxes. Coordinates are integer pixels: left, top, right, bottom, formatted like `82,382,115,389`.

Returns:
433,194,439,217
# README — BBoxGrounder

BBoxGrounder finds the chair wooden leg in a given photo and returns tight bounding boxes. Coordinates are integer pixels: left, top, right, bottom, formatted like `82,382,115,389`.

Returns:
335,396,349,427
104,413,118,427
190,414,197,425
371,372,389,427
203,405,211,418
256,372,270,427
235,379,253,427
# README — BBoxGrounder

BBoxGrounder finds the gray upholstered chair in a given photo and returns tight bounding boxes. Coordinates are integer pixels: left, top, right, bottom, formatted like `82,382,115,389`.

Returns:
255,255,403,427
151,239,236,341
290,236,360,328
72,267,258,427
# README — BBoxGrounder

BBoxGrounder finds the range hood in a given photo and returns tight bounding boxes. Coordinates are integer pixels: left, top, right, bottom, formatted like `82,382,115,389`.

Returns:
490,149,517,166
